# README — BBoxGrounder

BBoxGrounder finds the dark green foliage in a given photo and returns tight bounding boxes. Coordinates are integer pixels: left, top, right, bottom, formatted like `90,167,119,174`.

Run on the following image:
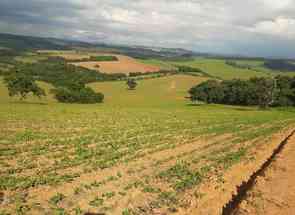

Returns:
250,77,275,109
89,55,118,61
225,61,253,70
67,55,118,63
264,60,295,72
129,72,144,77
189,80,224,104
126,79,138,90
189,76,295,108
129,70,174,77
51,82,104,104
222,79,257,106
3,71,46,100
273,75,295,106
177,66,214,78
13,57,126,86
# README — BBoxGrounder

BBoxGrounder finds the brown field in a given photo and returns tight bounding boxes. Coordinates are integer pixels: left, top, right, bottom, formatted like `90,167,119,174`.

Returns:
71,55,161,74
38,50,161,74
235,133,295,215
37,50,92,60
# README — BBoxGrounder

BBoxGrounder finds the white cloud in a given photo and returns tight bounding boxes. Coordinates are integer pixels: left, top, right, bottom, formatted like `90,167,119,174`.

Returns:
245,17,295,39
1,0,295,57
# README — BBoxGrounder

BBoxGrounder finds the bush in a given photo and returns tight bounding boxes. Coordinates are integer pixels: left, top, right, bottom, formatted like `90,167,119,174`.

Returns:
51,82,104,104
3,71,46,100
126,79,138,90
66,56,118,63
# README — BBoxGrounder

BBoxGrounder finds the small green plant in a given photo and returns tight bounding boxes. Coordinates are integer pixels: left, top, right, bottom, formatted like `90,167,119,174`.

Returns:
122,208,133,215
73,207,83,215
89,197,104,207
74,187,84,195
142,186,161,193
102,191,115,199
49,193,65,205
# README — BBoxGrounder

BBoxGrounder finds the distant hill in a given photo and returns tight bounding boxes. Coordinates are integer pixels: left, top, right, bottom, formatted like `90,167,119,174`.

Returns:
101,44,195,59
0,33,93,51
264,60,295,72
0,33,195,59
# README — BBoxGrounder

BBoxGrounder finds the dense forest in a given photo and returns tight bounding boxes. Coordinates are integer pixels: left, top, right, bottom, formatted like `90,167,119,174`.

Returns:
189,76,295,108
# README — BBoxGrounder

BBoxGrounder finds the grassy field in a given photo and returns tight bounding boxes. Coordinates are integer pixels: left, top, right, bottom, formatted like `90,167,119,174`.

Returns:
138,59,177,71
140,58,295,79
1,74,295,214
14,53,48,64
238,60,295,77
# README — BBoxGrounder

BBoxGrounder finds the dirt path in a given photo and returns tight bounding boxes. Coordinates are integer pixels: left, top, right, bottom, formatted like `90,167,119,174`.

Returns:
234,133,295,215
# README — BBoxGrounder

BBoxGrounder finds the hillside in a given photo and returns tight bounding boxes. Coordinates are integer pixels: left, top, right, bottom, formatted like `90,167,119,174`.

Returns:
0,33,194,59
1,40,295,214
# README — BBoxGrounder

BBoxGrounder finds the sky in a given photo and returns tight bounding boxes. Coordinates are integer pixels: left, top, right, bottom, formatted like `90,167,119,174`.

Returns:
0,0,295,58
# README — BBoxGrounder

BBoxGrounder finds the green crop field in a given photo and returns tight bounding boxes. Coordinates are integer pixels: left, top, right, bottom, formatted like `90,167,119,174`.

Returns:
1,73,295,214
140,58,295,79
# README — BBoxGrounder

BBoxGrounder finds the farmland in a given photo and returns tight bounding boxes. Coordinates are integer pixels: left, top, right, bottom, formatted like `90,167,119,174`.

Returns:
141,58,295,79
39,50,161,74
1,71,295,214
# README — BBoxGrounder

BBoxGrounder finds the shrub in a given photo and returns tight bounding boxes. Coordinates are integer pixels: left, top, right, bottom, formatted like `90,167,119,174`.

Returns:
3,71,46,100
51,82,104,104
126,79,138,90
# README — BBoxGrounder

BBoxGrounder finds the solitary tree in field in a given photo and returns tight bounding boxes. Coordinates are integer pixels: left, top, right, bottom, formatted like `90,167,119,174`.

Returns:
3,71,46,100
126,79,137,90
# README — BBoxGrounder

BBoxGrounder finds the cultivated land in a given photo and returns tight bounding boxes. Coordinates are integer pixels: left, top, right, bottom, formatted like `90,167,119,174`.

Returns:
1,71,295,215
235,134,295,215
39,50,161,74
141,58,295,79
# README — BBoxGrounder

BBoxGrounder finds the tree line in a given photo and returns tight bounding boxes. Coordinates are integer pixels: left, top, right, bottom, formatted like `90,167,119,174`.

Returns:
66,55,119,63
188,76,295,108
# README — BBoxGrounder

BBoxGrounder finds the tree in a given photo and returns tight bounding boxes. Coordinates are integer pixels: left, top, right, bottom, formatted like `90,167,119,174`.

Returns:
51,81,104,104
188,76,295,108
126,79,137,90
250,77,275,109
188,80,224,104
272,75,294,106
3,71,46,100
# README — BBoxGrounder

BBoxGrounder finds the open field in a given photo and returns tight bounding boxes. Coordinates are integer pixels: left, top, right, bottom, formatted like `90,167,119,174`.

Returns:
14,53,48,64
234,134,295,215
141,58,295,79
71,55,160,74
38,50,161,74
141,58,270,79
1,74,295,214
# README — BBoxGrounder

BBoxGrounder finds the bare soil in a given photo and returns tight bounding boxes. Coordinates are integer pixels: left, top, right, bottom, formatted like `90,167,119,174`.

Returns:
179,127,295,215
234,132,295,215
71,54,160,74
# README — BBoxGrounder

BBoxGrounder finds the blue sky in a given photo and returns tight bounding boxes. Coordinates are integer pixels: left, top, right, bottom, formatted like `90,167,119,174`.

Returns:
0,0,295,58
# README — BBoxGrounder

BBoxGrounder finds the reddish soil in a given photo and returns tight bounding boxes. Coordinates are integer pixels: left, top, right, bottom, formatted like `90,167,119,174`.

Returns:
71,54,160,74
234,133,295,215
179,127,295,215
